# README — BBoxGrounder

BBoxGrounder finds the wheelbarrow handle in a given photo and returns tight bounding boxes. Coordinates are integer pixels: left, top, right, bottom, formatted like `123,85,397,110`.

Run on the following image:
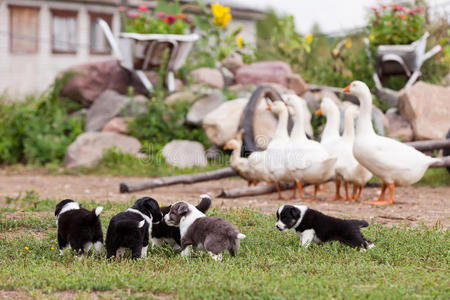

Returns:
97,18,123,61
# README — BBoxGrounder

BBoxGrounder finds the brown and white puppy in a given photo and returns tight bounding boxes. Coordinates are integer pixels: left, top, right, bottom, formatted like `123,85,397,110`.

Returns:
164,195,246,261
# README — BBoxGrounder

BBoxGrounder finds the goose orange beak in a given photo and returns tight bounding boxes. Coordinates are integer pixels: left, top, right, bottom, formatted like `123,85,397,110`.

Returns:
315,107,323,116
343,84,351,93
266,105,272,111
223,145,230,150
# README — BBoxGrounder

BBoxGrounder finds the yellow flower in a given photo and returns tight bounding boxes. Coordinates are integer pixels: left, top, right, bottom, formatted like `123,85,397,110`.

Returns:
307,34,313,44
345,39,352,48
50,246,55,250
369,34,375,41
211,3,232,28
236,36,243,48
24,246,29,251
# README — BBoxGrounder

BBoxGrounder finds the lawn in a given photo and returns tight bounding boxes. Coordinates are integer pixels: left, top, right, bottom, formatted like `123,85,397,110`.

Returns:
1,198,449,299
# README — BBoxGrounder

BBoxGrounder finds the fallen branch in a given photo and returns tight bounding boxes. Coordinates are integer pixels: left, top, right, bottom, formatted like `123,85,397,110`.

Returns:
430,156,450,168
120,167,237,193
407,139,450,151
217,182,296,198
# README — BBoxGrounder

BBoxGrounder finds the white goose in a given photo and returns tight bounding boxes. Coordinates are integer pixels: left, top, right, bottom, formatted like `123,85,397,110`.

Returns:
315,97,346,200
223,129,258,186
335,106,372,201
264,100,294,199
285,95,337,201
344,81,440,205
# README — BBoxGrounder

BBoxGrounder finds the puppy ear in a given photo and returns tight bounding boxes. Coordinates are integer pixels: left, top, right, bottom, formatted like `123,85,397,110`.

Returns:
177,204,189,215
54,205,62,216
290,208,300,220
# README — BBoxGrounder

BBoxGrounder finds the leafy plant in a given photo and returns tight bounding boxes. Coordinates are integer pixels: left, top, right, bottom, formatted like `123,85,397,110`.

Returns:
367,4,425,46
120,1,191,35
0,76,84,165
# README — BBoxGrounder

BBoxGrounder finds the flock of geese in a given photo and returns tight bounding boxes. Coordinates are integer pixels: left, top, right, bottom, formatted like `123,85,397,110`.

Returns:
224,81,440,205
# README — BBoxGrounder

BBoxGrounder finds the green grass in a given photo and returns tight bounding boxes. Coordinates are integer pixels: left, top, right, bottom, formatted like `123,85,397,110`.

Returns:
0,200,449,299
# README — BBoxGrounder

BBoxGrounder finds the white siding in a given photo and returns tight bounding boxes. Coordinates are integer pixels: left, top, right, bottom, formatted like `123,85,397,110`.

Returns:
0,0,120,99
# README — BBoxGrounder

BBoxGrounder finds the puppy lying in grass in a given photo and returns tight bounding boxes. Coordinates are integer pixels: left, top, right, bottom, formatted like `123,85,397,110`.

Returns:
276,205,374,250
55,199,104,257
165,194,246,261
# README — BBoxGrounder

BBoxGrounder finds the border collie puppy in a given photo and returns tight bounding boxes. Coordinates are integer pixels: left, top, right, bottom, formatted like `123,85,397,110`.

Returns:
151,196,212,250
55,199,104,256
164,195,245,261
105,197,162,259
276,205,374,249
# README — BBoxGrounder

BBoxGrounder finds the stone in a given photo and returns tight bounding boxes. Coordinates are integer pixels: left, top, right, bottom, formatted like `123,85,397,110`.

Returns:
235,61,293,87
221,67,235,87
124,95,148,115
398,81,450,140
203,98,248,146
303,91,320,111
228,84,255,98
64,132,141,168
286,73,308,96
318,90,342,107
162,140,208,168
85,90,131,132
102,117,130,134
59,60,156,106
374,87,400,108
189,68,224,89
222,55,244,74
186,90,225,125
385,108,413,142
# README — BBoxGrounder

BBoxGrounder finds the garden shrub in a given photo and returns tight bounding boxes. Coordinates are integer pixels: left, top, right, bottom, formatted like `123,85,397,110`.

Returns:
0,77,84,165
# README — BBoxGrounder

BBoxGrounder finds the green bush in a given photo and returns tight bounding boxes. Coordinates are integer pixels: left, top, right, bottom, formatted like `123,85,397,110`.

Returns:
0,78,84,165
127,95,210,156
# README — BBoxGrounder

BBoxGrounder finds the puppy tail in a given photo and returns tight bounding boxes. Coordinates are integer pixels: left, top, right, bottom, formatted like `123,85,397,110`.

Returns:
137,220,145,228
196,194,212,213
351,220,369,228
94,206,104,217
237,233,246,239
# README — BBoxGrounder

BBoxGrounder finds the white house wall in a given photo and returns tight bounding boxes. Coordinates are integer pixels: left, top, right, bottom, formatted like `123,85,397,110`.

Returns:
0,0,120,99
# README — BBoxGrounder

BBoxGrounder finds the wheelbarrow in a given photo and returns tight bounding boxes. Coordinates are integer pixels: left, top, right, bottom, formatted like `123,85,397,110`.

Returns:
97,18,199,93
373,32,441,91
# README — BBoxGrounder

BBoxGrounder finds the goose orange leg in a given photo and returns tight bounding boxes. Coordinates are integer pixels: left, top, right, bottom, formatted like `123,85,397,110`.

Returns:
327,179,343,201
317,184,327,194
364,182,394,205
312,184,319,201
296,181,305,200
356,185,364,201
275,182,288,200
344,182,352,201
352,184,358,201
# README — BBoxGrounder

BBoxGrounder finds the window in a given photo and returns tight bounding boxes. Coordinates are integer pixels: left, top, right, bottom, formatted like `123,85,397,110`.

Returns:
9,5,40,54
89,12,112,55
51,9,78,54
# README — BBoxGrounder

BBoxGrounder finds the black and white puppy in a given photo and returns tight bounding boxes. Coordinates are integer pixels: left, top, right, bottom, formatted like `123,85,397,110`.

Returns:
164,195,245,261
55,199,104,256
151,196,212,250
105,197,162,259
276,205,374,250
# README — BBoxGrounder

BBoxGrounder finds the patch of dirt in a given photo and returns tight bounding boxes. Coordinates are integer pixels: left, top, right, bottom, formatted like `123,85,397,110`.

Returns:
0,290,171,300
0,172,449,228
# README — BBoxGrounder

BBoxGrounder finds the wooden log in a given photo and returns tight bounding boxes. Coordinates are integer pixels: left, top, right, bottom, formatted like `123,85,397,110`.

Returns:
430,156,450,168
407,139,450,151
120,167,237,193
217,182,297,198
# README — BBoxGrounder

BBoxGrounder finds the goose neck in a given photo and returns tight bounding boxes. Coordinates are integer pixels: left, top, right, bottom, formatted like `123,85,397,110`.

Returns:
356,92,376,136
273,106,289,140
290,102,307,141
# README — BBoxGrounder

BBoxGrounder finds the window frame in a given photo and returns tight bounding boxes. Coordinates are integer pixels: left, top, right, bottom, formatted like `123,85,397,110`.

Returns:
9,5,40,54
88,11,113,55
50,8,78,55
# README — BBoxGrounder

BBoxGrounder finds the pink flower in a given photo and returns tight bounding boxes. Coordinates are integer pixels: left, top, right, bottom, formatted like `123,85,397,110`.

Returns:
408,10,415,16
156,12,166,18
127,11,141,19
392,4,401,11
416,7,423,13
409,26,415,31
167,15,177,24
138,5,148,12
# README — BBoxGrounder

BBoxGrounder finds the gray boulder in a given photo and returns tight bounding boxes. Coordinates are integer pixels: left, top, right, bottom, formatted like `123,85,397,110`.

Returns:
64,132,141,168
186,90,225,125
189,68,224,89
162,140,208,168
385,108,413,142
